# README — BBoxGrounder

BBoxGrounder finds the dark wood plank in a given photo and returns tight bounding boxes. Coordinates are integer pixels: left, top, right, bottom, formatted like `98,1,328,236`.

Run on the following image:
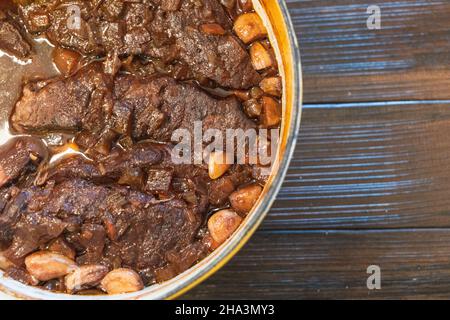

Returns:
183,229,450,299
263,101,450,230
186,1,450,300
288,0,450,102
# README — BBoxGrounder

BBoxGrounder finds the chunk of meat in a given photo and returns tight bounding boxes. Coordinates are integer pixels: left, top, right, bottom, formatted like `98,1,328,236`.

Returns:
0,177,205,284
12,70,255,152
44,1,104,55
36,155,103,186
18,0,260,89
0,189,31,250
114,75,256,142
0,10,31,59
146,0,261,88
98,141,164,178
173,30,261,89
11,63,113,134
0,137,46,188
4,211,67,264
36,141,165,187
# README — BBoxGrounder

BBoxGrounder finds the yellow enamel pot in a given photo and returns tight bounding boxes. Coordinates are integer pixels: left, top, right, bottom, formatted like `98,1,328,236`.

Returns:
0,0,302,300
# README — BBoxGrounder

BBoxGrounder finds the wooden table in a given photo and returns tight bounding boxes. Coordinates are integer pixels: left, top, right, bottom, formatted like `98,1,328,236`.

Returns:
183,0,450,299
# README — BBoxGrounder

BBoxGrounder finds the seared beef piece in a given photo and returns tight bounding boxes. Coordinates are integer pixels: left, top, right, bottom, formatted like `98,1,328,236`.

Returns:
35,142,209,214
0,137,46,188
11,63,113,134
0,181,68,263
154,241,208,283
147,0,261,88
4,211,67,264
114,75,256,142
36,155,103,186
0,188,29,250
72,224,107,265
28,1,104,55
111,198,202,284
37,140,254,215
18,0,151,55
175,31,262,89
12,69,254,151
36,142,165,187
0,10,31,59
38,179,111,222
18,0,260,89
99,141,164,177
0,177,205,283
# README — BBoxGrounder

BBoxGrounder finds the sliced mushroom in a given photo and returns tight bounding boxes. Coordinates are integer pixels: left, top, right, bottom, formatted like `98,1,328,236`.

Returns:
208,151,231,179
259,76,282,97
250,41,273,70
233,13,267,44
207,209,243,245
260,96,281,127
229,183,263,215
100,268,144,295
25,251,77,281
65,265,109,293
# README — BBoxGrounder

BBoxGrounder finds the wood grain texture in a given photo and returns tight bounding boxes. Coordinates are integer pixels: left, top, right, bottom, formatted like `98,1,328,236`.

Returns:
182,0,450,299
264,101,450,230
289,0,450,103
184,229,450,299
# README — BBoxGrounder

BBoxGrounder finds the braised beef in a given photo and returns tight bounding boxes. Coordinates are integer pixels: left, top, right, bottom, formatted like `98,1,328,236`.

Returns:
4,211,67,264
12,66,255,150
11,63,113,134
146,0,261,88
0,10,31,60
36,156,103,185
114,75,256,141
0,137,46,188
18,0,260,89
0,177,205,284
